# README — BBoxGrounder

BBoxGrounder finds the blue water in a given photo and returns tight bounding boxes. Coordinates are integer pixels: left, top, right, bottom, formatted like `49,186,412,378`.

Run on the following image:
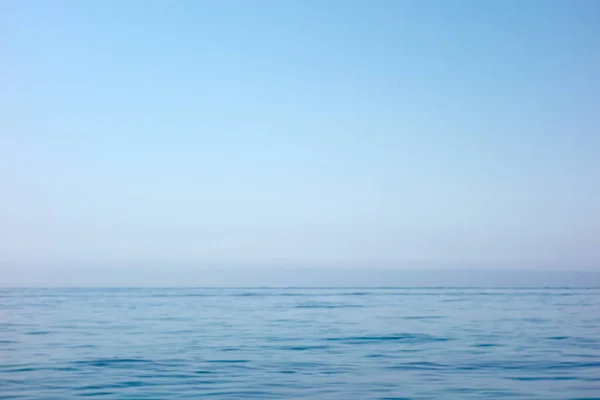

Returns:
1,288,599,399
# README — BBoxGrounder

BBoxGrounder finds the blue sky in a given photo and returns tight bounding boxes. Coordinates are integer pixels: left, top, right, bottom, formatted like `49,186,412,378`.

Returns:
1,0,599,271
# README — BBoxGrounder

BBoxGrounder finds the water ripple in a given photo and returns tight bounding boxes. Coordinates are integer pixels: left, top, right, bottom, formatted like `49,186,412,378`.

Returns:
1,287,600,399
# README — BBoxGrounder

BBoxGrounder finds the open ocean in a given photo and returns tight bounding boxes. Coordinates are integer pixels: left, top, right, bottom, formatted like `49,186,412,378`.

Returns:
1,287,599,399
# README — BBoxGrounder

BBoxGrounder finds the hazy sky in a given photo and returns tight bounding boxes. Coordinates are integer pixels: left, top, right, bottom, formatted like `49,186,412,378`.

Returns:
1,0,599,270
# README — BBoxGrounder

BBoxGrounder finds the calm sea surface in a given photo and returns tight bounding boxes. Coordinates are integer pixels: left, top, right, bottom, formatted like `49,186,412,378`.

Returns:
1,288,599,399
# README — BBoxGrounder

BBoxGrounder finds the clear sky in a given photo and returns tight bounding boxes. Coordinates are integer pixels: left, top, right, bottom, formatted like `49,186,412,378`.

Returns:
1,0,599,274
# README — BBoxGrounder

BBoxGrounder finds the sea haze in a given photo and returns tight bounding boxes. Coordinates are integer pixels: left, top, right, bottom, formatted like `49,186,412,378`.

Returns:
2,266,600,288
2,287,599,399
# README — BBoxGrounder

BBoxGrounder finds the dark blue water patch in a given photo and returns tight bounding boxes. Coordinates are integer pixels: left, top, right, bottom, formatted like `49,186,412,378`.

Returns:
196,389,279,398
273,292,312,296
325,333,451,344
238,292,374,297
447,388,481,393
377,397,413,400
461,360,600,371
194,370,217,374
3,366,79,373
4,366,40,373
26,331,52,335
76,381,156,391
79,392,114,397
364,353,392,358
568,398,600,400
275,345,332,351
387,361,446,370
400,316,445,320
72,358,155,368
510,376,578,381
1,363,30,371
220,347,243,352
294,303,363,309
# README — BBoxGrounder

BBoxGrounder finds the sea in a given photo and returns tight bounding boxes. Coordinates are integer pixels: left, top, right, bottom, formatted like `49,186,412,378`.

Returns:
1,287,599,399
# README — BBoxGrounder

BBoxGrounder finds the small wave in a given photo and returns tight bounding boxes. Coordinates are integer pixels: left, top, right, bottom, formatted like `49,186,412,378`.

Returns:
461,360,600,371
365,353,390,358
73,358,154,368
294,303,363,309
77,391,113,397
340,292,370,296
5,365,83,373
5,366,38,373
510,376,577,381
276,345,332,351
325,333,450,344
195,369,216,374
76,381,153,391
387,361,446,370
